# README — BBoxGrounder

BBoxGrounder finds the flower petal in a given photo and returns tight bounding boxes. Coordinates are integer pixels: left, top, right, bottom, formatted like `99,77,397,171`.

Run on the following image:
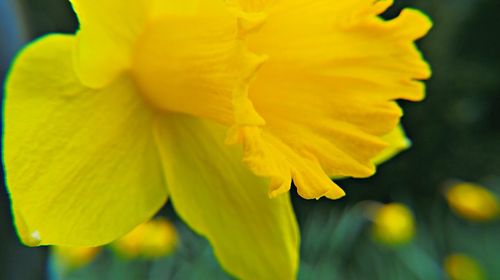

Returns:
131,1,266,127
4,34,167,246
154,114,299,280
69,0,151,87
70,0,243,88
233,0,431,199
372,124,412,165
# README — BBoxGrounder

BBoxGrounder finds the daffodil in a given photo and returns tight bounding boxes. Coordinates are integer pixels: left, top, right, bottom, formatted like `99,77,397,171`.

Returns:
445,182,499,222
370,202,415,246
112,218,178,259
4,0,430,278
53,246,101,270
444,253,486,280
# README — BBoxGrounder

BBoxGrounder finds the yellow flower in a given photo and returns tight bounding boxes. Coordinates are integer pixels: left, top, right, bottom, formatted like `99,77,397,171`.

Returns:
445,182,500,222
4,0,430,278
371,203,415,246
53,246,100,270
112,218,177,259
444,253,485,280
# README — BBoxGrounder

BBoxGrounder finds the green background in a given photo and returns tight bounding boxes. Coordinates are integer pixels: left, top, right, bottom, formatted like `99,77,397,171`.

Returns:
1,0,499,279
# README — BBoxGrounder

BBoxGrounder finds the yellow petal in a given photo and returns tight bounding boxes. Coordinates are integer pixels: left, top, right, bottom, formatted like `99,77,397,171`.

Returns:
69,0,151,88
230,0,432,199
131,1,266,127
228,0,272,12
155,114,299,280
372,124,412,165
4,34,167,246
70,0,214,88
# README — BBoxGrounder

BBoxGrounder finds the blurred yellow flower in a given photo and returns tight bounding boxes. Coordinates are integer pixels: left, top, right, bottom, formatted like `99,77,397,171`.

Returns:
371,203,415,246
444,253,485,280
53,246,100,270
4,0,430,278
445,182,499,222
113,218,177,259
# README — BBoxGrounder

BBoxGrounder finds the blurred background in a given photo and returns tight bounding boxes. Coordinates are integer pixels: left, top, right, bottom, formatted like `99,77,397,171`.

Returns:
1,0,499,279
